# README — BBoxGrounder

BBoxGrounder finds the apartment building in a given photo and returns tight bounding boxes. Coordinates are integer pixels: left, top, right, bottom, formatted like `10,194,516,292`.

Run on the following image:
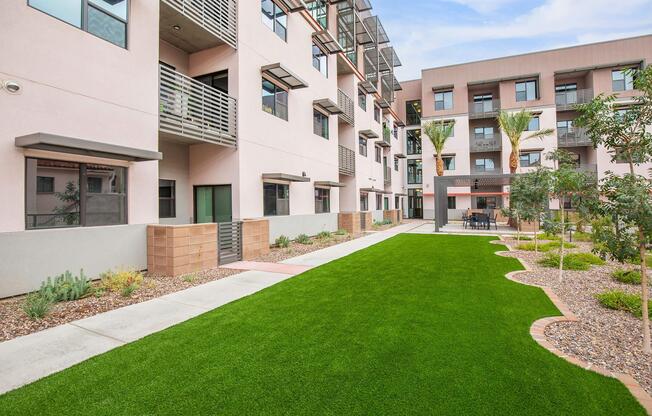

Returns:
0,0,407,297
395,35,652,222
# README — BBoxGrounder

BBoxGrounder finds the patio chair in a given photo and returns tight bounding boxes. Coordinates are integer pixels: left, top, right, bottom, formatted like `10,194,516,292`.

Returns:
488,214,498,230
462,214,469,229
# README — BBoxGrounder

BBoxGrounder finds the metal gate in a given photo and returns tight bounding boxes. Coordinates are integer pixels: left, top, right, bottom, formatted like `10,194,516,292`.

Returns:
360,212,366,231
218,221,242,264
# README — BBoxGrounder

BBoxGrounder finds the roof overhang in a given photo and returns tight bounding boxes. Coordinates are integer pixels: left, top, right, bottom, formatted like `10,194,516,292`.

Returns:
359,79,377,94
15,133,162,162
313,98,343,115
274,0,306,12
467,73,540,87
262,63,309,89
377,99,391,109
262,173,311,182
432,84,455,92
360,187,389,194
395,120,406,127
555,60,644,76
314,181,346,188
395,192,407,196
359,129,379,139
313,30,343,54
394,153,406,159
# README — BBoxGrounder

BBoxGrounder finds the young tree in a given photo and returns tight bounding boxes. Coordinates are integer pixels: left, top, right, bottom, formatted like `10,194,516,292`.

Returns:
575,65,652,353
514,167,551,252
498,109,555,173
423,120,455,176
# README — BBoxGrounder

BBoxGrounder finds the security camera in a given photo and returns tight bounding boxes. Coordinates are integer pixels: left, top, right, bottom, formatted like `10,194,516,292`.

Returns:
3,81,21,94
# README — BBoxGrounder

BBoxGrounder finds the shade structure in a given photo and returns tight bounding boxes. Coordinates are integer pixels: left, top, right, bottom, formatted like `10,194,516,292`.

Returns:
313,98,343,115
359,129,379,139
262,63,309,89
313,30,343,54
262,173,311,182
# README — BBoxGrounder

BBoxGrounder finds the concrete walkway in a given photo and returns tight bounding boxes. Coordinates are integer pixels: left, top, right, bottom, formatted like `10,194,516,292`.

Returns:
0,220,423,395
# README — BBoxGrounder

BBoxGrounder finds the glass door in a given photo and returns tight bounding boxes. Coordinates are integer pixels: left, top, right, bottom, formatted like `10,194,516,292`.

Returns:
194,185,232,223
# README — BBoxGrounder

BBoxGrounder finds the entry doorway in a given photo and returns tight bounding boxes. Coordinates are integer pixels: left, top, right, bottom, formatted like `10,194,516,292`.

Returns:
194,185,232,223
408,188,423,219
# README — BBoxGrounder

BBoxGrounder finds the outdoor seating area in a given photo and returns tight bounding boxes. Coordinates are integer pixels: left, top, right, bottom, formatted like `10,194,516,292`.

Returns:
462,210,498,230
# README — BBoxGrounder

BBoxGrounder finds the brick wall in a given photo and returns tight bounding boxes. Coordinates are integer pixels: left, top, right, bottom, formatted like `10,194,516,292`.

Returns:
338,212,361,235
147,224,217,276
242,218,270,260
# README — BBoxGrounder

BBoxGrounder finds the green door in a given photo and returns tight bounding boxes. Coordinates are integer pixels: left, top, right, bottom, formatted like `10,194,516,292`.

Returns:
194,185,232,223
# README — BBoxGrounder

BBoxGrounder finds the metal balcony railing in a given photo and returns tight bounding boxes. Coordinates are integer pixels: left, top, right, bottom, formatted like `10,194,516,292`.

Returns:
159,64,237,147
470,134,502,152
557,128,592,147
161,0,237,49
555,89,593,111
384,166,392,186
338,145,356,176
469,99,501,119
337,89,355,126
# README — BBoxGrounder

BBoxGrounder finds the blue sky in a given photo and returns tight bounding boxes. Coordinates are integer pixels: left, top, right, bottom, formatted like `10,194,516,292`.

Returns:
371,0,652,80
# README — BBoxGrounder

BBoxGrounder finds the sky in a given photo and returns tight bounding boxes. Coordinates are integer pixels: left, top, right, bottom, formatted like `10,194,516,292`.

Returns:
370,0,652,81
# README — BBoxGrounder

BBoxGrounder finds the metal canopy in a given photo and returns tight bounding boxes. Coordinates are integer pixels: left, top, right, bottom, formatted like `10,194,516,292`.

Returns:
394,153,407,159
262,173,311,182
359,80,377,94
376,138,391,147
314,181,346,188
274,0,307,12
377,98,391,109
359,129,379,139
395,120,406,127
381,46,402,68
355,14,374,45
355,0,372,11
15,133,162,162
360,187,389,194
314,98,343,115
262,63,309,89
313,30,343,54
363,16,389,44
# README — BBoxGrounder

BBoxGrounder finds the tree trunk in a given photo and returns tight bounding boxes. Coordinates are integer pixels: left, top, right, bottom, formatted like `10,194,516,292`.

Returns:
535,217,539,253
559,204,565,282
509,144,519,174
516,212,521,243
639,229,651,354
436,154,444,177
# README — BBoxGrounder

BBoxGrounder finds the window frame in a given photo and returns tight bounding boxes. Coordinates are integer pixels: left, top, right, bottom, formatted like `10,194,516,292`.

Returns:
159,179,176,219
360,193,368,211
376,194,382,210
612,69,635,92
305,0,328,30
261,0,288,42
358,89,367,111
526,116,540,131
519,152,541,168
262,78,289,121
515,79,538,102
406,129,422,155
407,159,423,184
442,156,455,171
313,108,329,139
406,100,422,125
375,145,382,163
359,137,368,156
36,176,55,194
314,187,330,214
374,104,381,123
312,41,328,77
263,182,290,216
447,196,456,209
434,90,453,111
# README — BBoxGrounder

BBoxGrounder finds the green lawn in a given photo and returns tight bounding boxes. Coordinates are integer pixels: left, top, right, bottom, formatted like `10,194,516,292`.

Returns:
0,235,645,415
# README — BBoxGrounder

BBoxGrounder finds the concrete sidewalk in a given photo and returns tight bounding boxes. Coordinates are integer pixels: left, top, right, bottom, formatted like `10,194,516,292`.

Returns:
0,220,423,395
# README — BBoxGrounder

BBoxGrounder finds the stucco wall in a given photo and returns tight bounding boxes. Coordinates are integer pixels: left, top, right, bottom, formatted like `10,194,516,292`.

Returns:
267,213,338,243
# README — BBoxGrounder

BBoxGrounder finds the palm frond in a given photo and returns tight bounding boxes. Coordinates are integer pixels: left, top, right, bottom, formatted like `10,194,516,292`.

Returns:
423,120,455,154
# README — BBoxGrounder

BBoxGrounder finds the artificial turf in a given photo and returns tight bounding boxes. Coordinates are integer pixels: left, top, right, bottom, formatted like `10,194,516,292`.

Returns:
0,234,645,415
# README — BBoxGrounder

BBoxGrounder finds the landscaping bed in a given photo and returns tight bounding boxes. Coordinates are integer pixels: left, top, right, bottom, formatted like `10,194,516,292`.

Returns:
502,236,652,395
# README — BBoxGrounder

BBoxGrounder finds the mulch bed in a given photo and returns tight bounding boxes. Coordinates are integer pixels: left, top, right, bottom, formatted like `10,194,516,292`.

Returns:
501,237,652,395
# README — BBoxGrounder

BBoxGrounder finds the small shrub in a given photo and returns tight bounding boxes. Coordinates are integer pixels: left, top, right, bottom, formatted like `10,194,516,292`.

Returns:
93,287,106,298
39,270,92,302
335,229,348,236
596,290,652,318
317,231,332,240
182,274,197,283
22,293,52,320
275,235,290,248
570,252,605,266
537,253,590,271
516,236,532,241
538,232,561,241
120,284,137,298
572,232,593,242
516,241,576,252
612,269,642,285
295,234,312,245
101,269,144,293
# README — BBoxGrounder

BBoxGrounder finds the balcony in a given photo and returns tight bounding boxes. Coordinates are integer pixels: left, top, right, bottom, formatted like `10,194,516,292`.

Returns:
159,64,237,147
470,134,502,153
557,128,592,147
160,0,237,52
377,127,391,147
470,167,503,175
555,89,593,111
384,166,392,186
339,145,356,176
337,89,355,126
468,99,501,120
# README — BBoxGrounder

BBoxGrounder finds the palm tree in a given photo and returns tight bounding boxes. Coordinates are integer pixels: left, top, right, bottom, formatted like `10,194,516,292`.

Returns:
423,120,456,176
498,110,554,173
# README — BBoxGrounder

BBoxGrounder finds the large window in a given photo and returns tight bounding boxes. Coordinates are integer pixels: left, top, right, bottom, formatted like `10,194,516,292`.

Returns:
557,119,574,136
263,183,289,216
313,109,329,139
407,129,422,155
312,42,328,77
443,156,455,171
262,79,288,120
406,100,422,125
262,0,287,41
360,193,368,211
306,0,327,29
474,127,494,139
359,137,367,156
375,145,381,163
516,80,537,102
394,157,399,171
407,159,422,184
29,0,128,48
447,196,456,209
376,194,382,210
358,90,367,111
315,188,330,213
474,158,495,172
26,158,127,229
472,94,493,113
476,197,497,210
520,152,541,168
374,104,381,123
434,91,453,111
527,116,540,131
159,179,176,219
612,69,635,92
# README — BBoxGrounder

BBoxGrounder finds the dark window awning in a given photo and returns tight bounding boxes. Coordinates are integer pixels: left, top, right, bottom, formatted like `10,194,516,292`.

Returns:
395,192,407,196
432,84,455,92
314,98,343,115
274,0,306,12
314,181,346,188
395,120,406,127
359,80,377,94
378,99,391,109
359,129,379,139
15,133,162,162
262,173,311,182
313,30,343,54
262,63,309,89
360,187,390,194
394,153,406,159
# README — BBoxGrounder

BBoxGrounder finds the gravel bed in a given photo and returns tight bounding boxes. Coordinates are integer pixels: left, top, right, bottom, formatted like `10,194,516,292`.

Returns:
254,233,366,263
500,237,652,395
0,268,239,342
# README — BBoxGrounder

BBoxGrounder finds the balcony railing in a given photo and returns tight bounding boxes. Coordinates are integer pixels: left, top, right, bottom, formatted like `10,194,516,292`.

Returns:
337,89,355,126
384,166,392,186
160,0,237,50
557,128,592,147
470,167,502,175
159,64,237,147
339,145,355,176
469,99,501,119
470,134,502,153
555,89,593,111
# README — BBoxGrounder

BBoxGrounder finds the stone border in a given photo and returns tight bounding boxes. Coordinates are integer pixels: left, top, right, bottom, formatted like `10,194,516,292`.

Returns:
490,237,652,415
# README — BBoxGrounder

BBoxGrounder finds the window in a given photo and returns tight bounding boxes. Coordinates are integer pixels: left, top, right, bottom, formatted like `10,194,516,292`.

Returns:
384,197,389,211
376,194,382,210
374,104,381,123
261,0,287,41
159,179,176,219
359,137,367,156
29,0,128,48
393,124,398,138
443,121,455,137
395,196,400,209
434,91,453,111
447,196,456,209
472,94,493,113
394,157,399,171
358,90,367,110
315,188,330,213
612,69,634,92
527,116,540,131
25,158,126,229
443,156,455,171
474,127,494,139
313,109,329,139
474,158,495,172
406,100,422,125
407,129,422,155
195,70,229,94
360,193,368,211
312,42,328,77
555,83,578,105
516,80,537,102
520,152,541,167
375,146,382,163
262,79,288,120
306,0,327,29
557,120,574,136
36,176,54,193
407,159,422,184
263,182,289,216
476,197,497,210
